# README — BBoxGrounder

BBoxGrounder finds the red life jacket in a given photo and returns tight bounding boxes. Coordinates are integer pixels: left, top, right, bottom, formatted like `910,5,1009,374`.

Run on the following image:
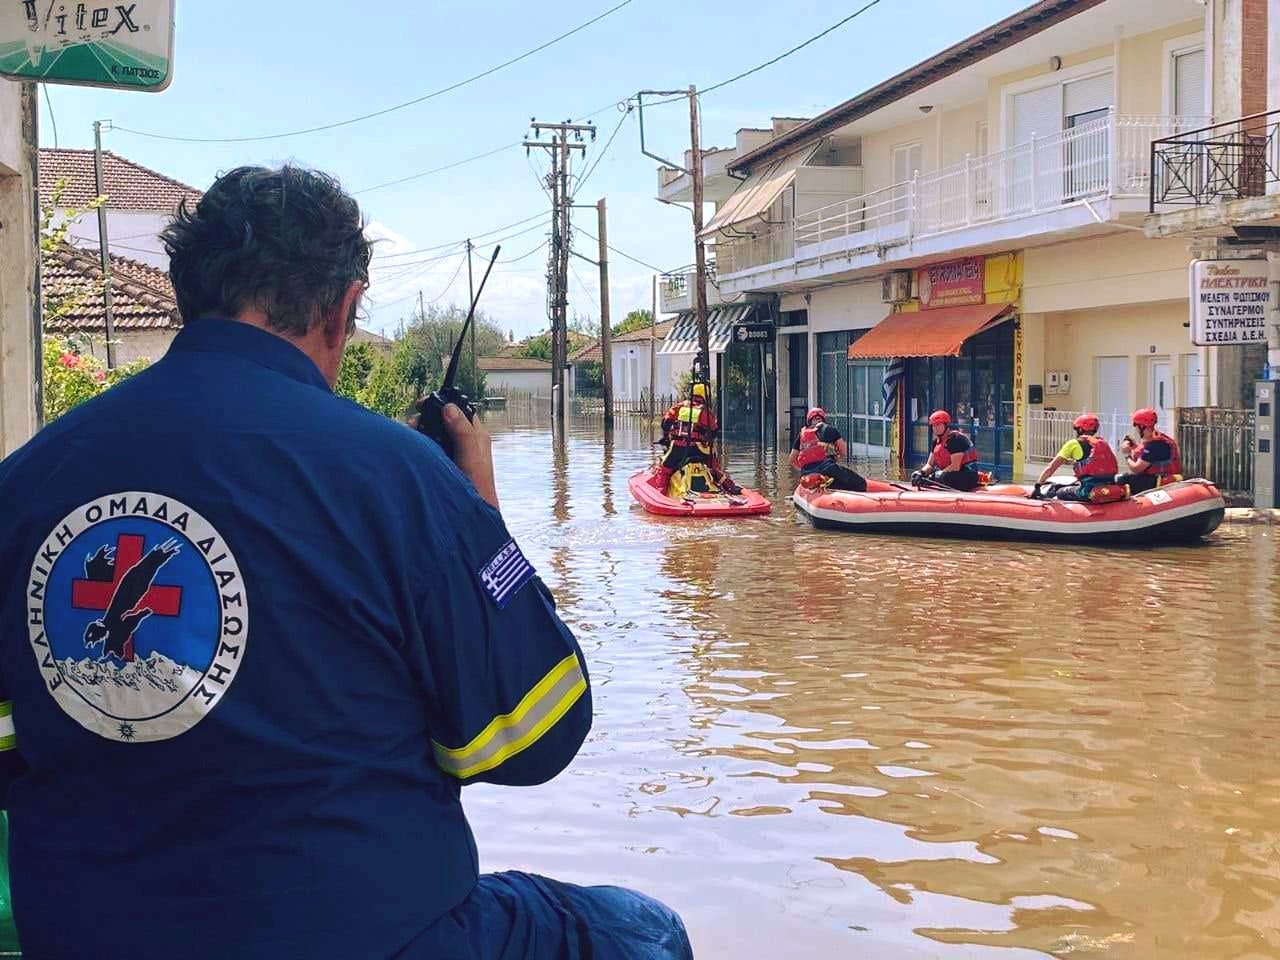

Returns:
933,429,978,470
1135,430,1182,477
1073,435,1118,479
795,424,834,468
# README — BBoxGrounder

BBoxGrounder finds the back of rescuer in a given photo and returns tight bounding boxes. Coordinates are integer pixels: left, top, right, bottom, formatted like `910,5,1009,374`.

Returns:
0,165,691,960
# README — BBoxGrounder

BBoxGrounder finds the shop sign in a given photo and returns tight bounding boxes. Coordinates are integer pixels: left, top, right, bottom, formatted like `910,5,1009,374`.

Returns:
0,1,175,91
733,323,773,343
1190,259,1272,346
916,256,985,309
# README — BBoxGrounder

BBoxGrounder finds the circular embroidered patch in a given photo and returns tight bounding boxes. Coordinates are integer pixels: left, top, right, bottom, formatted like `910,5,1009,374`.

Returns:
26,492,247,742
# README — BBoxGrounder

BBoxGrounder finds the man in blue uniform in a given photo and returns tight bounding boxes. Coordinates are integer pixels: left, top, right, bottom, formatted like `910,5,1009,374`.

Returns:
0,165,693,960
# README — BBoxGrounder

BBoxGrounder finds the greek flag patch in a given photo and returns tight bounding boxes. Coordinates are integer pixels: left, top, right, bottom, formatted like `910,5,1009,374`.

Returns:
479,539,535,609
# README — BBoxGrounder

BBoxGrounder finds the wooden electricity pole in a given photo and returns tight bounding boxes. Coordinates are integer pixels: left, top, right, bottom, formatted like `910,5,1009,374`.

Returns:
596,197,613,428
466,238,475,393
688,85,710,379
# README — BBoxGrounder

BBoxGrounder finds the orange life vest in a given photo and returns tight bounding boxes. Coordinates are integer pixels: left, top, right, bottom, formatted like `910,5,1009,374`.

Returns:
1134,430,1182,477
795,424,834,468
1074,435,1118,479
667,400,714,447
932,429,979,471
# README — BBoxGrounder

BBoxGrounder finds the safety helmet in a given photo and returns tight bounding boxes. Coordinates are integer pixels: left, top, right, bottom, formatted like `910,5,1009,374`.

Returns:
1131,407,1158,430
806,406,827,424
1073,413,1100,433
928,410,952,428
692,382,707,399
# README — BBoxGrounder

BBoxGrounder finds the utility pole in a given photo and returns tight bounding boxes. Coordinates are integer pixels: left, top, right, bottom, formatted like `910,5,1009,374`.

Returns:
418,289,425,321
525,118,594,424
466,238,475,394
650,274,658,443
688,85,710,380
596,197,613,429
92,120,116,369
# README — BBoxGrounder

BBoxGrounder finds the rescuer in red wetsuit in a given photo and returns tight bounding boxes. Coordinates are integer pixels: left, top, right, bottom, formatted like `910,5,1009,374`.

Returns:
649,382,742,494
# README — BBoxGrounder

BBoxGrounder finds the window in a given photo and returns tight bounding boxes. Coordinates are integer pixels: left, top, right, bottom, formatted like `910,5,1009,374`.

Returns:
1174,48,1205,120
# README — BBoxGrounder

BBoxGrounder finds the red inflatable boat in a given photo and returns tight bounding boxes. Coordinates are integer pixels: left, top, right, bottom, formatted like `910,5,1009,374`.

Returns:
792,477,1225,545
628,464,772,518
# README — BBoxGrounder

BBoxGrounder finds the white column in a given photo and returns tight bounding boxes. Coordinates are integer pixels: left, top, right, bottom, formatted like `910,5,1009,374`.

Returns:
0,82,38,457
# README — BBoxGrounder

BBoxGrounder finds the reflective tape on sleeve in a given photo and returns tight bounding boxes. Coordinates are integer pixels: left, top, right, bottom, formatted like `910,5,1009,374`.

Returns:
0,701,14,751
433,654,587,779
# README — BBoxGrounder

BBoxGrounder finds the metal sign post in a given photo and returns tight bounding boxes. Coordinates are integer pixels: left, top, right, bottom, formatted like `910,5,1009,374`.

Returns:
1,1,176,91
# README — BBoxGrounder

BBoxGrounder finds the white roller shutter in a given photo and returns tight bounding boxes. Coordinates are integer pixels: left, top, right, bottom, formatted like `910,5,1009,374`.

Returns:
1012,84,1062,145
1175,49,1205,118
1063,72,1113,118
1096,356,1130,419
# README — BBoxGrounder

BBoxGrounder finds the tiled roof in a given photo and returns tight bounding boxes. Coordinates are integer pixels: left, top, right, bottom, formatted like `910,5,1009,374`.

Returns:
478,356,552,371
572,321,674,363
351,327,393,349
39,148,203,212
43,244,180,332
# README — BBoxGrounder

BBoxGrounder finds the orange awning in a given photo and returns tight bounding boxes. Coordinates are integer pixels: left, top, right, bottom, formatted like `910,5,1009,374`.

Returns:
847,303,1014,359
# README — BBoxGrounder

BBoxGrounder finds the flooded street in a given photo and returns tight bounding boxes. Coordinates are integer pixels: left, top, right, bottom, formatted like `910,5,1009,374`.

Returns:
464,409,1280,960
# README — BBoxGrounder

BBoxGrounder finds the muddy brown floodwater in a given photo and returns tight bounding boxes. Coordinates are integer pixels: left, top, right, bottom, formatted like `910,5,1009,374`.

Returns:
464,408,1280,959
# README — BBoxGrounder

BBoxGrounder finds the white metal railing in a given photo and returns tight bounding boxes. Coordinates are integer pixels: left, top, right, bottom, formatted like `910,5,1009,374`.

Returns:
774,112,1213,269
1025,408,1132,463
715,221,794,274
659,260,717,300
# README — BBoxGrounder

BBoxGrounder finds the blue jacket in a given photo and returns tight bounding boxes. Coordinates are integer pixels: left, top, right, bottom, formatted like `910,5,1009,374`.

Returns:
0,319,591,959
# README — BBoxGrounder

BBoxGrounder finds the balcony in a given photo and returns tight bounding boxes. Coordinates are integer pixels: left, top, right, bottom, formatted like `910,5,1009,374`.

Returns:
715,112,1207,292
659,261,724,314
1145,110,1280,239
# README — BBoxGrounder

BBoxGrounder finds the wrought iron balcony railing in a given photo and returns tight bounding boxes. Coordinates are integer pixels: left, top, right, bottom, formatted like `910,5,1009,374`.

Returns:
1150,109,1280,209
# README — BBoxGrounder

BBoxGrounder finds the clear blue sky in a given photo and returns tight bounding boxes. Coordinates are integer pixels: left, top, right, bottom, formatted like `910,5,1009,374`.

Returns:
38,0,1029,339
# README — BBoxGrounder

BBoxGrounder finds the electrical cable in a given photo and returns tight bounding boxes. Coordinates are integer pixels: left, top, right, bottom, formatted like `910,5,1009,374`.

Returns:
574,226,664,273
42,83,57,148
109,0,637,144
370,212,548,260
571,104,632,199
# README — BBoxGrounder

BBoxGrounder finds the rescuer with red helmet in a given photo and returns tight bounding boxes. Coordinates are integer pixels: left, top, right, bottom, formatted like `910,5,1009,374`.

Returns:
789,407,867,491
913,409,980,491
1034,412,1120,501
1117,407,1182,494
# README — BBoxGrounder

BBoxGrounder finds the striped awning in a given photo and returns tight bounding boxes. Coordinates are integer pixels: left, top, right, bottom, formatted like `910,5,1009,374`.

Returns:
658,304,760,356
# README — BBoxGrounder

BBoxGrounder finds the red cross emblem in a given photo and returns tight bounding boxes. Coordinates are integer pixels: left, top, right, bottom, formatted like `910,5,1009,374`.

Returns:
72,533,183,662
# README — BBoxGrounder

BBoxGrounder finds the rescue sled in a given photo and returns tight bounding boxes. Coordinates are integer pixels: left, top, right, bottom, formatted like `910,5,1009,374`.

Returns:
791,475,1225,545
628,462,771,518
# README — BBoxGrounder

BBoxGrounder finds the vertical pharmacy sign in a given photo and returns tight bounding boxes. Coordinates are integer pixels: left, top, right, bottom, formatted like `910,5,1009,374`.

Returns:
0,2,174,91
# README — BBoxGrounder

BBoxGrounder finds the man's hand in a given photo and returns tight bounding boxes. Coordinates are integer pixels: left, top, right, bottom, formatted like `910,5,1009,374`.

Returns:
443,403,500,510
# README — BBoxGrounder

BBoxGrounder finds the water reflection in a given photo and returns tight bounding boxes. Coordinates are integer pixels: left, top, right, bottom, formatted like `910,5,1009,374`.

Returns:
465,407,1280,959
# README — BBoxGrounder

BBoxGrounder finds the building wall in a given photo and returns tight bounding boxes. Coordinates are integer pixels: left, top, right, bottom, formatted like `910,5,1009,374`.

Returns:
938,101,989,168
57,209,173,269
1022,232,1191,314
484,368,553,395
610,343,678,401
77,329,176,367
860,115,937,193
0,83,37,457
1035,300,1200,415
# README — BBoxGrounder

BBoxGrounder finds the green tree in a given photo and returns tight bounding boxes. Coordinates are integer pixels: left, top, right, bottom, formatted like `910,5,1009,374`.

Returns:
517,333,552,361
42,335,149,421
613,308,653,337
358,354,413,419
335,341,375,401
393,302,504,399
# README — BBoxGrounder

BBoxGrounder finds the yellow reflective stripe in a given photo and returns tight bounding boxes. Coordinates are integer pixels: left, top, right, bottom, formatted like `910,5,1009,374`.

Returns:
0,701,14,752
433,654,586,779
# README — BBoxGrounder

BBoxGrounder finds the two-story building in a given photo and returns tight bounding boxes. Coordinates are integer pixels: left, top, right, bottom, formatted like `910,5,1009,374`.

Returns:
671,0,1217,480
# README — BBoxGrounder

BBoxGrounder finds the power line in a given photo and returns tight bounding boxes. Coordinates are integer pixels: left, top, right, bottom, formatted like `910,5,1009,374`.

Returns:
572,104,633,199
355,142,525,195
371,212,548,260
109,0,636,144
373,219,550,271
700,0,884,96
574,226,664,273
499,240,550,264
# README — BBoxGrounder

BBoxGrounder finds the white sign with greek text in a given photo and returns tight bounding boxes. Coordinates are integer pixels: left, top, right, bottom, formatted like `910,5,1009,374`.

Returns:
1190,259,1272,347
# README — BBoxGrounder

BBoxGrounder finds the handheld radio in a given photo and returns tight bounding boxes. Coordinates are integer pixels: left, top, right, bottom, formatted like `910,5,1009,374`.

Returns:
414,245,500,458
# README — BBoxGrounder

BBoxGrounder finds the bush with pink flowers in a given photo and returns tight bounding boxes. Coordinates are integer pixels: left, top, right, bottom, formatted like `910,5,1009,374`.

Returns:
43,336,150,422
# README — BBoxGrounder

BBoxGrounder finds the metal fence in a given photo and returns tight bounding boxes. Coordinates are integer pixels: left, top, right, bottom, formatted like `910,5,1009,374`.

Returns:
1025,409,1131,462
1177,407,1255,503
489,390,676,421
1151,109,1280,207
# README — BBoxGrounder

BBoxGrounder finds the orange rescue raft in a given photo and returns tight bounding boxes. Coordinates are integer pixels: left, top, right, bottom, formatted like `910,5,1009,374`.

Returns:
792,477,1225,545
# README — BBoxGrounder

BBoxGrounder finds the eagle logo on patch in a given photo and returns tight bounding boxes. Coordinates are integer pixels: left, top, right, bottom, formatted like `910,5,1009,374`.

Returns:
479,539,535,610
26,492,248,743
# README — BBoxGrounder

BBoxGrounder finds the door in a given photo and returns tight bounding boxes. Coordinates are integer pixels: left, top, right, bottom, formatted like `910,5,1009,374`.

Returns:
1096,356,1130,447
1180,352,1206,407
891,141,923,221
1151,360,1173,428
787,333,808,443
1062,72,1112,200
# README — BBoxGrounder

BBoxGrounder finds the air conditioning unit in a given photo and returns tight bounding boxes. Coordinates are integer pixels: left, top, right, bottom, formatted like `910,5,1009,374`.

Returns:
881,270,912,303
